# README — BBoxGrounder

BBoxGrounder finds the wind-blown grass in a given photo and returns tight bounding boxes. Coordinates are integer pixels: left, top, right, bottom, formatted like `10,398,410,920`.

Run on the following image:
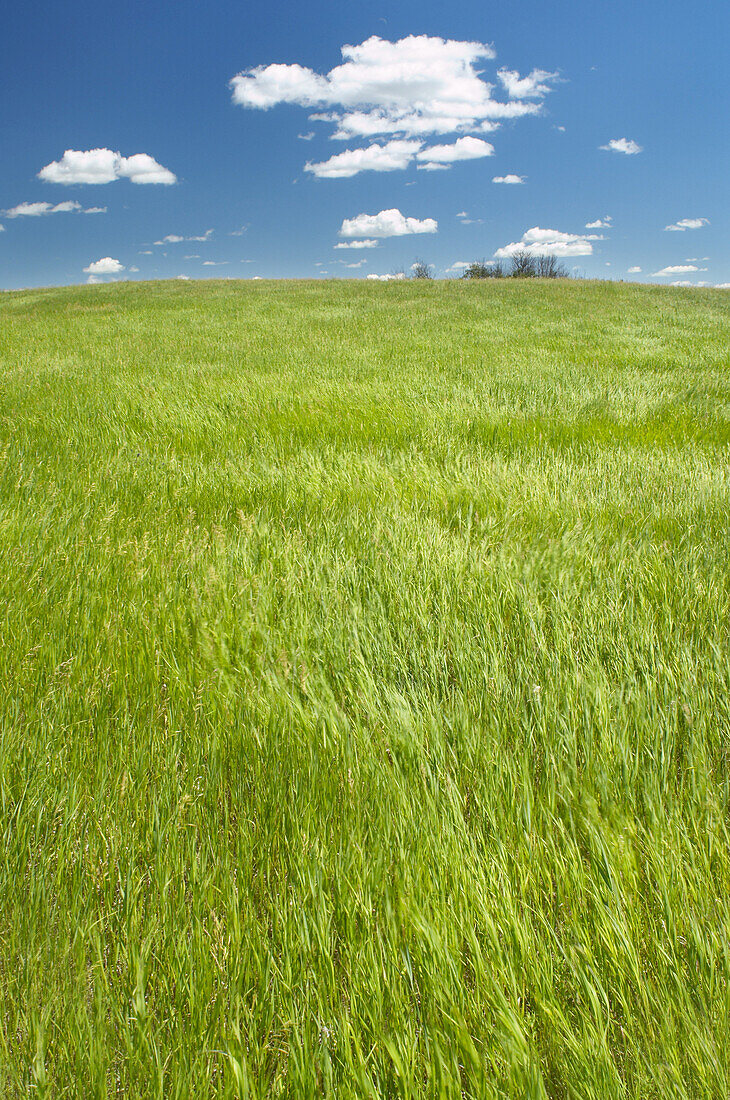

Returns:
1,278,729,1097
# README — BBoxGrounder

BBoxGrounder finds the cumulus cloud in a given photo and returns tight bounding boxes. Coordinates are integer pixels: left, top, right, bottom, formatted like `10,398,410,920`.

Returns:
230,35,557,152
715,283,730,290
599,138,642,155
628,266,642,273
339,208,437,238
305,138,420,178
84,206,107,214
83,257,124,275
664,217,709,231
334,239,378,249
497,68,559,98
366,272,406,281
651,264,698,276
495,226,600,258
446,261,472,272
39,148,176,185
493,174,525,184
586,216,612,228
416,136,494,171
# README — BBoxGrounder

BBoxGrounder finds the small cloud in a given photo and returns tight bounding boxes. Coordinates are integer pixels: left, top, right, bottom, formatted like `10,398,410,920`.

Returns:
84,206,107,214
670,281,695,287
495,225,599,258
139,250,153,255
416,136,494,169
184,254,200,260
334,239,379,249
175,274,191,280
497,67,560,98
585,216,612,228
366,272,406,281
306,139,421,178
3,200,82,217
446,261,472,272
554,125,566,132
456,211,469,218
664,217,709,231
599,138,642,155
715,283,730,290
83,256,124,275
298,132,315,141
202,260,229,266
492,174,525,184
628,266,642,273
651,264,698,276
188,229,214,241
340,259,367,267
230,226,248,236
340,208,437,238
685,257,709,262
39,148,176,185
128,265,139,272
155,234,184,244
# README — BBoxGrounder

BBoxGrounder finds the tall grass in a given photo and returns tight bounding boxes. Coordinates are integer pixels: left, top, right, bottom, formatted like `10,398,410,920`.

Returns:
1,278,729,1097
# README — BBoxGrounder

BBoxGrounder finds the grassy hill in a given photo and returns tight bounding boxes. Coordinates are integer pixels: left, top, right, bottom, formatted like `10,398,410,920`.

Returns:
1,278,729,1097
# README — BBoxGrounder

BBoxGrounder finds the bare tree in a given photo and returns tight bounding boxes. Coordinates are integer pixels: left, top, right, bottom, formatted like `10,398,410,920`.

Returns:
411,259,433,280
535,254,568,278
509,251,537,277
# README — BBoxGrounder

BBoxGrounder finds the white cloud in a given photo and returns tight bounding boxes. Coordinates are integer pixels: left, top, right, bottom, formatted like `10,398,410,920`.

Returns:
39,148,176,185
83,257,124,275
305,139,421,178
493,174,525,184
416,136,494,167
628,266,642,273
298,131,315,141
129,265,139,272
664,217,709,231
334,239,378,249
495,226,599,258
497,68,559,98
86,275,102,284
599,138,642,155
651,264,698,276
715,283,730,290
202,260,229,266
456,211,469,218
685,257,709,262
446,261,472,272
586,216,612,228
4,200,82,217
417,162,450,171
3,201,106,217
366,272,406,281
340,259,367,267
175,274,191,280
340,208,437,238
230,35,556,146
154,230,213,245
670,281,695,287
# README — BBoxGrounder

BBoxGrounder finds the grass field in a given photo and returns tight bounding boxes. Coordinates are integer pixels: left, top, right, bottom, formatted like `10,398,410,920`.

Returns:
1,278,729,1098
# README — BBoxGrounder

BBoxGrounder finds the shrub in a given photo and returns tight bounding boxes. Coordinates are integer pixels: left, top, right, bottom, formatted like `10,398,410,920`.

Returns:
461,260,504,279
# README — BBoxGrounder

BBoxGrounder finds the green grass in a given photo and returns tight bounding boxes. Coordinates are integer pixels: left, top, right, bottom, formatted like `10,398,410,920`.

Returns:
1,277,729,1098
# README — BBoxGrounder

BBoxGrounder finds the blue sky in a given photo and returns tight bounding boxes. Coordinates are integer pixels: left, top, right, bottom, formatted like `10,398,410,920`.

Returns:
1,0,727,288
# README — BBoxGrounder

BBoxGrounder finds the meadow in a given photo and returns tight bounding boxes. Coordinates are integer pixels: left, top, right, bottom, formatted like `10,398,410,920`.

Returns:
0,277,729,1098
